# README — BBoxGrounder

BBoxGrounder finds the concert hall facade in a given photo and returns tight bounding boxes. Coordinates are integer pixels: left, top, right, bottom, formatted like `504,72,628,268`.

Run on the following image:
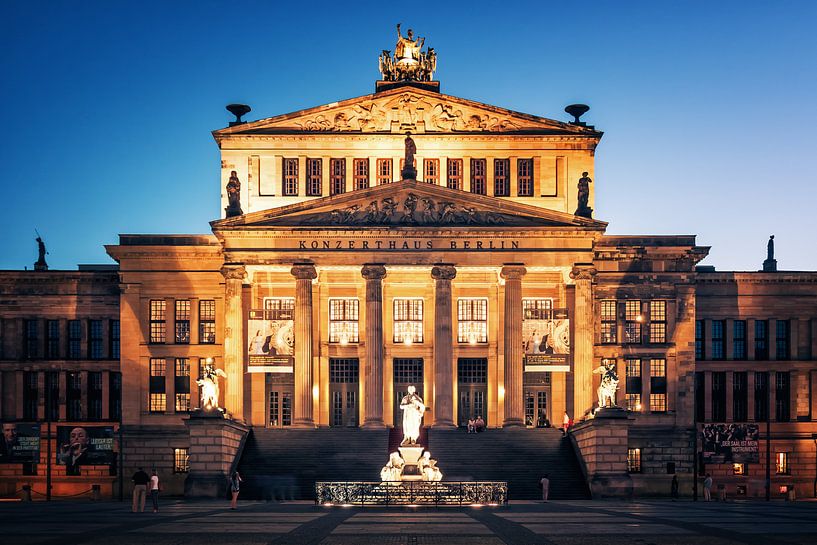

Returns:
1,37,816,501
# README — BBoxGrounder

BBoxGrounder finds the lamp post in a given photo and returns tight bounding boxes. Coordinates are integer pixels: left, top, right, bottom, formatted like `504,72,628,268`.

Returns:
765,374,771,502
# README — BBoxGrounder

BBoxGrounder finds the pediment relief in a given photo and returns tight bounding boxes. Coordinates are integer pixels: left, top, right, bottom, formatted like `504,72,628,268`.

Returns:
218,89,592,136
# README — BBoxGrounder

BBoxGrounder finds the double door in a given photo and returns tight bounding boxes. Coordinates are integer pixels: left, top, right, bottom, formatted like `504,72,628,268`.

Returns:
525,389,549,427
266,374,293,428
329,358,359,427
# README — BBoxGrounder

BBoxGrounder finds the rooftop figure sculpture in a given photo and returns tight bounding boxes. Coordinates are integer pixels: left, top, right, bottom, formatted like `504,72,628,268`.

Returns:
379,24,437,82
34,232,48,271
225,171,243,218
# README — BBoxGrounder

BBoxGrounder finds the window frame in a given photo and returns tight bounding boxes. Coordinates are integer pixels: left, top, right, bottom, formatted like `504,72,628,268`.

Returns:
493,158,510,196
423,158,439,184
470,158,486,195
353,158,370,190
175,300,191,344
376,158,393,185
328,298,360,344
149,300,167,344
306,158,322,196
393,298,424,344
447,158,463,190
282,158,299,196
330,158,346,196
457,298,488,344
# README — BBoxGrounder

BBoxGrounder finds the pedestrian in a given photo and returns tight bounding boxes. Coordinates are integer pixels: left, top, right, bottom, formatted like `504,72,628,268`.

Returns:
230,471,243,509
474,415,485,433
540,474,550,502
562,412,570,436
670,474,679,500
149,469,160,513
131,466,149,513
467,418,476,434
703,473,713,501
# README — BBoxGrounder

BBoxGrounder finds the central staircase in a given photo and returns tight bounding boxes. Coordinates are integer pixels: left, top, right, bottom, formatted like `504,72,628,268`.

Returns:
237,426,589,500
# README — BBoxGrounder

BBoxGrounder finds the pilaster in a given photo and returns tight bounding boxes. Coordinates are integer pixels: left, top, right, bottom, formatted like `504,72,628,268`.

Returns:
291,263,317,428
501,264,526,427
221,264,246,422
361,264,387,428
431,265,457,428
570,264,597,419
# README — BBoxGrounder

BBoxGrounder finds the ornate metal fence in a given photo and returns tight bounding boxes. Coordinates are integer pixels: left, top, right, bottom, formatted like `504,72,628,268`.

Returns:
315,481,508,506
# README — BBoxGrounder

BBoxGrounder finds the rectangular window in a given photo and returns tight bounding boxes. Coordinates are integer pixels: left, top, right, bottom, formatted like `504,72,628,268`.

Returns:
353,158,369,190
493,158,510,196
695,320,704,360
775,320,790,360
601,300,617,344
624,301,642,344
376,158,393,185
755,371,769,422
733,371,748,422
175,300,191,344
695,371,706,422
109,372,122,421
88,371,103,420
775,371,790,422
89,319,104,359
393,358,424,384
733,463,746,475
329,358,359,383
447,158,463,190
470,158,486,195
393,298,423,344
457,358,487,384
282,158,299,196
627,448,641,473
199,300,216,344
149,300,166,344
110,319,120,359
711,371,726,421
457,298,488,343
649,301,667,343
733,320,746,360
650,393,667,413
650,358,667,412
625,358,642,411
330,158,346,196
47,320,60,359
24,319,39,359
46,371,59,421
754,320,768,360
625,393,641,411
775,452,789,475
149,358,167,413
68,319,82,359
329,298,359,344
650,358,666,377
23,371,38,420
67,371,82,420
175,358,191,412
173,448,190,473
711,320,725,360
424,158,439,184
517,158,533,196
306,158,322,196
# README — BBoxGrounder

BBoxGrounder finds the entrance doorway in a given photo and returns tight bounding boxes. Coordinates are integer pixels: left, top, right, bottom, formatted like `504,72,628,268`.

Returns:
266,373,293,428
393,358,424,426
458,358,488,427
329,358,359,427
524,372,551,428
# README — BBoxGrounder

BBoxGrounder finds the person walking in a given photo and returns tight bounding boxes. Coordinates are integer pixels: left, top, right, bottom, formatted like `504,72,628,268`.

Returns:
149,470,160,513
131,467,149,513
229,471,243,510
540,474,550,502
670,474,679,500
562,412,571,436
703,473,713,501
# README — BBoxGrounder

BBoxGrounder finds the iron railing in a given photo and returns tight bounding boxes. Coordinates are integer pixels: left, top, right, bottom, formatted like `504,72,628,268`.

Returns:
315,481,508,506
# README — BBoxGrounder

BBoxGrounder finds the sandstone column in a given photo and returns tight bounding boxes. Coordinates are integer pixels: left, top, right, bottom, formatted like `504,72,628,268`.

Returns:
221,264,246,421
361,264,387,428
432,265,457,428
291,263,317,428
501,264,527,427
570,264,597,420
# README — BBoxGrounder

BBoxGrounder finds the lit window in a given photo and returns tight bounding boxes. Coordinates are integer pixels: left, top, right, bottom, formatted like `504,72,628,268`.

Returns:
149,358,166,413
627,448,641,473
282,158,298,196
199,300,216,344
470,159,486,195
306,158,322,196
353,158,369,190
625,358,642,411
601,300,617,343
650,393,667,412
173,448,190,473
650,358,666,378
394,299,423,344
626,393,641,411
424,159,439,184
330,158,346,196
377,158,393,185
494,159,510,196
649,301,666,343
775,452,789,475
175,358,190,412
733,463,745,475
457,298,488,343
517,158,533,196
624,301,642,344
447,159,463,190
329,298,359,344
149,300,166,344
175,300,191,344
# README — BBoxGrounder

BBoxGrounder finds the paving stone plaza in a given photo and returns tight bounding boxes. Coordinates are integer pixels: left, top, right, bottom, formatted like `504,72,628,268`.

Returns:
1,500,816,545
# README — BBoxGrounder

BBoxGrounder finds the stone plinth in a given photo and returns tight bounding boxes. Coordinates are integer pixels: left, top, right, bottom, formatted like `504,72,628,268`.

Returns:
398,445,425,481
570,408,633,499
184,414,249,498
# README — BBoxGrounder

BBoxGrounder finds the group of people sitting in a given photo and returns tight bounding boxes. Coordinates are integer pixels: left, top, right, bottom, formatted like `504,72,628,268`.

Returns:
466,415,486,433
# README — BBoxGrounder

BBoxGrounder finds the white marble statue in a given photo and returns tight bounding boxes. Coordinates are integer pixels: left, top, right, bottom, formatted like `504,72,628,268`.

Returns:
399,385,426,446
196,365,226,410
380,451,405,482
418,451,443,482
593,361,620,409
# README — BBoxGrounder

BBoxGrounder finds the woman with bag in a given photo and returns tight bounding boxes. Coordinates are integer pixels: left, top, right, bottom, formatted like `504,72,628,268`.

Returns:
229,471,243,510
149,470,160,513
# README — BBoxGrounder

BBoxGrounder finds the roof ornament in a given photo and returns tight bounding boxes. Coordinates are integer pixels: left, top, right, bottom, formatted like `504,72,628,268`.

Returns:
379,24,436,83
34,229,48,271
763,235,777,272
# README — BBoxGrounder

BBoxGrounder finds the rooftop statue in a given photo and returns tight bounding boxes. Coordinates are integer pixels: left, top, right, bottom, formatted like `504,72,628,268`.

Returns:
379,24,437,82
34,233,49,271
225,170,243,218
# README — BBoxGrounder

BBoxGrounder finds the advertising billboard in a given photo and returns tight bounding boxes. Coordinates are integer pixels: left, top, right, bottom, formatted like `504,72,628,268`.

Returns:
0,422,41,463
248,308,295,372
56,426,116,475
701,423,759,464
523,308,570,371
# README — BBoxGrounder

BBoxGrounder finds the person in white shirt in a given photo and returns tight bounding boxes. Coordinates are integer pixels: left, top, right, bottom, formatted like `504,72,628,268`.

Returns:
149,470,160,513
540,474,550,502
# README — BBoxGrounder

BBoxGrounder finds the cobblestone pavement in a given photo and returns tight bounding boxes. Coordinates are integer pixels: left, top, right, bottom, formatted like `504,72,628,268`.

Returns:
0,499,816,545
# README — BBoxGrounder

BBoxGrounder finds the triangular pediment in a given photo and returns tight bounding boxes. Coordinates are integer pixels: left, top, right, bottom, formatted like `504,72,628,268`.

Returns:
211,180,607,230
214,86,600,137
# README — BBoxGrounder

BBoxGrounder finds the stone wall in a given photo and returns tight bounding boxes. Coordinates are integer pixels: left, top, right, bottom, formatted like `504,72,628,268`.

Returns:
628,427,695,497
571,409,633,498
184,415,248,498
121,425,190,496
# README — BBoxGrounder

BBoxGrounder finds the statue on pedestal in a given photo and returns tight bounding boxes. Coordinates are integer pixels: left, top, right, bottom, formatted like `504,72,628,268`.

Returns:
225,170,243,218
378,24,437,82
380,451,405,482
197,365,226,411
593,360,619,410
400,385,425,446
419,451,443,482
34,233,49,271
574,172,593,218
401,133,417,179
763,235,777,272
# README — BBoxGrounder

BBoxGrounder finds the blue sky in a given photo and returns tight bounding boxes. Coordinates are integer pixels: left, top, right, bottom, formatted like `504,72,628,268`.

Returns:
1,0,815,271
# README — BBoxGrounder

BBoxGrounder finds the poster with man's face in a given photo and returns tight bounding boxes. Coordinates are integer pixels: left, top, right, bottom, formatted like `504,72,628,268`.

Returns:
0,422,40,463
56,426,115,474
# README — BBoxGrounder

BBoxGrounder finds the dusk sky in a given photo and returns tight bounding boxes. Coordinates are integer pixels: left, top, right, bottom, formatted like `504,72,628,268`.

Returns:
2,0,815,271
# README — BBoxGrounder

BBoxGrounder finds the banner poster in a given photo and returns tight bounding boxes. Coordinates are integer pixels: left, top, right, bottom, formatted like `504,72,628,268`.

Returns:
701,423,760,464
0,422,41,463
248,308,295,372
523,308,570,371
56,426,115,475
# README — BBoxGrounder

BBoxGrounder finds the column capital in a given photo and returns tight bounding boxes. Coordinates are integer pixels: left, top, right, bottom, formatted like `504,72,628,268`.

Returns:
291,263,317,280
361,264,387,281
570,263,597,281
220,264,247,281
500,264,527,280
431,264,457,281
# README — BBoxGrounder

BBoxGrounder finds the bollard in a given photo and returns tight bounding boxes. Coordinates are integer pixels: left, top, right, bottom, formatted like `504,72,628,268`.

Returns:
21,484,32,502
92,484,101,501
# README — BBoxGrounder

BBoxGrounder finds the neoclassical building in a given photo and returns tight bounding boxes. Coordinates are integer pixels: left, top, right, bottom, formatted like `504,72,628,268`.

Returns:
1,34,815,500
